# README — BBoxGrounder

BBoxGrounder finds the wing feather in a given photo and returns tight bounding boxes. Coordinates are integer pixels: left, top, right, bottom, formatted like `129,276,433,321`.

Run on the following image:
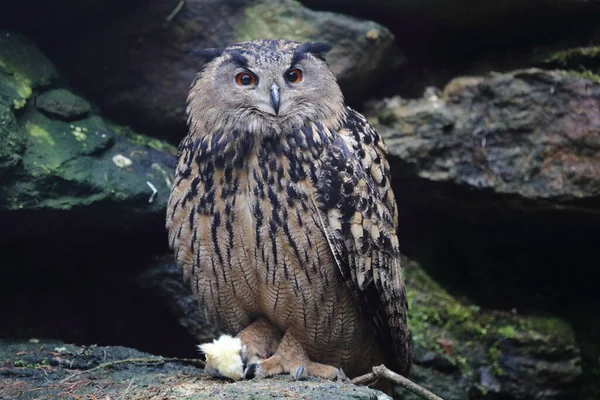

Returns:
314,107,412,375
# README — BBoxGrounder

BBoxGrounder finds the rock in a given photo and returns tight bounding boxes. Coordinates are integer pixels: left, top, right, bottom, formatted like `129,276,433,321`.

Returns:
0,31,58,180
367,70,600,399
364,69,600,310
0,30,177,243
369,70,600,202
43,0,403,141
0,339,391,400
530,44,600,85
35,88,92,120
401,258,582,400
0,31,58,95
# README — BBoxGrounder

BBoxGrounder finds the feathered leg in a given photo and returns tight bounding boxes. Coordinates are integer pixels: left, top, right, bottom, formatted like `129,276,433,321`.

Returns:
253,328,348,382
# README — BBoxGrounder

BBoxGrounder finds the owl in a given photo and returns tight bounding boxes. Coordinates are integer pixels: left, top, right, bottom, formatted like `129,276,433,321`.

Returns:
166,39,412,388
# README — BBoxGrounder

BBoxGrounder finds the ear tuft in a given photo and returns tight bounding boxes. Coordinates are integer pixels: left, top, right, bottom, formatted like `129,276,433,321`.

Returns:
292,42,333,64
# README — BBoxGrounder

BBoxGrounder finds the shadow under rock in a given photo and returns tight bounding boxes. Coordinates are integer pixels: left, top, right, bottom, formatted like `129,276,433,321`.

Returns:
0,234,200,359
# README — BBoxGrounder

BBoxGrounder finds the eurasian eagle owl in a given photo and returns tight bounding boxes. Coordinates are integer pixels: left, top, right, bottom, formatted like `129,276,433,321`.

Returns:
166,39,412,387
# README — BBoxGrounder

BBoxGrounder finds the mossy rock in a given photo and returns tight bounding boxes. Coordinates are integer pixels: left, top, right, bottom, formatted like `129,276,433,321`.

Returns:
0,31,58,109
0,30,58,181
0,31,177,243
532,45,600,84
402,258,581,399
1,103,176,240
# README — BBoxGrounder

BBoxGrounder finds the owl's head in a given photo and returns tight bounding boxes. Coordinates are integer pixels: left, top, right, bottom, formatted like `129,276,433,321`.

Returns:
187,39,345,137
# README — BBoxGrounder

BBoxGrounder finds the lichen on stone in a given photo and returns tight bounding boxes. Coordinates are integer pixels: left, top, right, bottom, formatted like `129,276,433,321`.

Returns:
25,122,56,147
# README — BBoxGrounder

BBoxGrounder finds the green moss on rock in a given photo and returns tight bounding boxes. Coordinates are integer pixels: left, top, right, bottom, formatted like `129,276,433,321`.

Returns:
406,259,492,347
0,29,177,243
537,46,600,67
109,123,177,155
0,30,58,109
534,45,600,84
403,258,581,399
0,30,59,180
20,110,114,176
2,105,175,214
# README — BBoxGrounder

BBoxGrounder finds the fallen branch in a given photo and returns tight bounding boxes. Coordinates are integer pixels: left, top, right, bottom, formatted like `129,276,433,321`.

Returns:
352,364,444,400
59,357,205,384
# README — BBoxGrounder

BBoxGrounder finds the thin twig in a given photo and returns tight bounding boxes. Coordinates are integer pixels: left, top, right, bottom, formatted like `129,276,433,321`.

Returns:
146,181,158,203
117,377,135,400
352,364,444,400
165,0,185,23
59,357,205,384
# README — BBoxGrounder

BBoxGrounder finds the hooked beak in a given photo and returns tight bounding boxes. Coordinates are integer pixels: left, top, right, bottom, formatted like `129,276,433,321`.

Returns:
270,84,280,115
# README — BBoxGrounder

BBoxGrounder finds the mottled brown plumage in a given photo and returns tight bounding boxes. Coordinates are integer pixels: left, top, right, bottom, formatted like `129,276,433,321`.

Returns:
166,39,411,385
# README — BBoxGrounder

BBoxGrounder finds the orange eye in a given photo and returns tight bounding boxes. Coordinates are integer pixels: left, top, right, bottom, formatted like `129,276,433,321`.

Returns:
235,72,258,86
285,68,303,83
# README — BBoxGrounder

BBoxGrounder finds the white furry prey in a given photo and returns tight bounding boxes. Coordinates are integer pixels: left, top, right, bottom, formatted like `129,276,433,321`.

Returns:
198,334,244,381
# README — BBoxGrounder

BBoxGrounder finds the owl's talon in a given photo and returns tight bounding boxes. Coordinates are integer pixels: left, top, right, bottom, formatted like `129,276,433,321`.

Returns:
240,344,248,365
294,365,307,381
336,367,350,383
243,363,259,380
